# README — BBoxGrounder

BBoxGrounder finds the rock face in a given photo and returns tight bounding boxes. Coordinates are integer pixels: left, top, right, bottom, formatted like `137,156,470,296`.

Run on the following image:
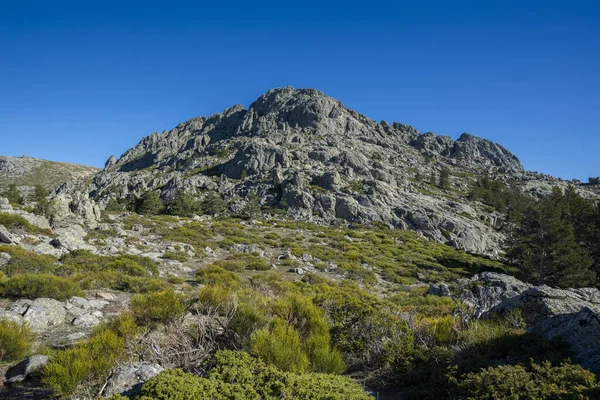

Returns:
55,87,599,256
455,272,600,373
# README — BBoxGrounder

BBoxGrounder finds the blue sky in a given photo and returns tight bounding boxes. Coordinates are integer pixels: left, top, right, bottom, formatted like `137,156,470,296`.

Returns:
1,1,598,180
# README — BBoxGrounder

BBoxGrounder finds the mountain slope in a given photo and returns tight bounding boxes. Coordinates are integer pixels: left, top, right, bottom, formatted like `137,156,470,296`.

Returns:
61,87,598,256
0,156,99,196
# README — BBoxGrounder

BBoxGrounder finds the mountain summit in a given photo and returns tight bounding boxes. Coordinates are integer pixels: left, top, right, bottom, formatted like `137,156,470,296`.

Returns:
60,87,594,255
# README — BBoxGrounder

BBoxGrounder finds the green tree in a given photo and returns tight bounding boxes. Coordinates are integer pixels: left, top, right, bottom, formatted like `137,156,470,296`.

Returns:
4,184,23,205
31,185,51,216
438,168,451,189
241,192,261,219
201,191,227,215
167,190,200,217
134,191,164,215
507,187,595,287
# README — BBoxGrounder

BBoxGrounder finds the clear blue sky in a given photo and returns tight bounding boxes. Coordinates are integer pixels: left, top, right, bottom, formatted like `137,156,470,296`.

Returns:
1,1,598,180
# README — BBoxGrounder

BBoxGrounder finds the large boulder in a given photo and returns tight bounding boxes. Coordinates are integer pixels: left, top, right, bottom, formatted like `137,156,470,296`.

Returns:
456,273,600,373
0,224,17,244
22,298,67,332
101,363,164,398
48,192,101,229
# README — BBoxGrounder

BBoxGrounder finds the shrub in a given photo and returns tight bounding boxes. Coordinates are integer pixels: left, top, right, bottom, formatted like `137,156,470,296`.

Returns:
43,329,124,398
0,319,35,362
0,273,83,300
196,284,237,315
161,251,188,262
137,350,370,400
130,289,186,325
250,318,309,373
0,244,57,276
213,253,270,273
454,361,600,399
3,184,23,204
196,265,241,288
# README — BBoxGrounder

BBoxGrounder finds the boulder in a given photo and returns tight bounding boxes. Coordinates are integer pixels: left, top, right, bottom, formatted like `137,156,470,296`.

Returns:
0,197,12,210
102,363,164,398
22,298,67,331
459,273,600,374
0,224,17,244
5,355,49,384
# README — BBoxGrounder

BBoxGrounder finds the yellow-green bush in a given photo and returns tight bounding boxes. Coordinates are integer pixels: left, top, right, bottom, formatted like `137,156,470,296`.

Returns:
0,319,35,362
0,244,57,276
130,289,186,325
43,329,124,398
250,318,309,373
0,273,83,300
59,251,162,293
0,212,52,235
136,350,370,400
196,265,241,288
213,253,270,273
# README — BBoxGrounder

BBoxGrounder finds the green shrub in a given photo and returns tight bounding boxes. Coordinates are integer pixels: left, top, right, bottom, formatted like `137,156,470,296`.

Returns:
3,184,23,204
454,361,599,399
0,244,57,276
59,251,161,293
130,289,186,325
196,265,241,288
213,253,270,273
0,319,35,362
0,273,83,300
161,251,188,262
136,350,370,400
43,329,124,398
201,191,227,215
196,284,237,315
250,318,309,373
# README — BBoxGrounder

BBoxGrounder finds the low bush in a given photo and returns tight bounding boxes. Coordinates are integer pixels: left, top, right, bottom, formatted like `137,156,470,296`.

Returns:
0,319,35,362
250,318,309,373
454,361,600,399
136,350,370,400
0,244,57,276
0,273,83,300
43,329,125,398
130,289,186,325
196,265,241,289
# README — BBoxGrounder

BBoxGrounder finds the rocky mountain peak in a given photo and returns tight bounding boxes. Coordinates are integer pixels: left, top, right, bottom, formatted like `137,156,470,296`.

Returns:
58,87,584,257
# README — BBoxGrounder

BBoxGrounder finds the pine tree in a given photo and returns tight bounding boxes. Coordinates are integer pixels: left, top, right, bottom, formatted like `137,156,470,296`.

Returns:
507,187,594,287
167,191,200,217
134,191,164,215
438,168,451,189
242,192,261,219
31,185,50,216
201,191,227,216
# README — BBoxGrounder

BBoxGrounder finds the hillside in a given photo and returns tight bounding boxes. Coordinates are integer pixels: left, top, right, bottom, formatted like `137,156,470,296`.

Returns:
0,156,99,196
0,88,599,399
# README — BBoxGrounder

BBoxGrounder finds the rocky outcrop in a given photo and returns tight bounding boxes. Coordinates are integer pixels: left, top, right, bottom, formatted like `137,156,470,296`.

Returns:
0,296,109,333
453,273,600,373
54,87,598,256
